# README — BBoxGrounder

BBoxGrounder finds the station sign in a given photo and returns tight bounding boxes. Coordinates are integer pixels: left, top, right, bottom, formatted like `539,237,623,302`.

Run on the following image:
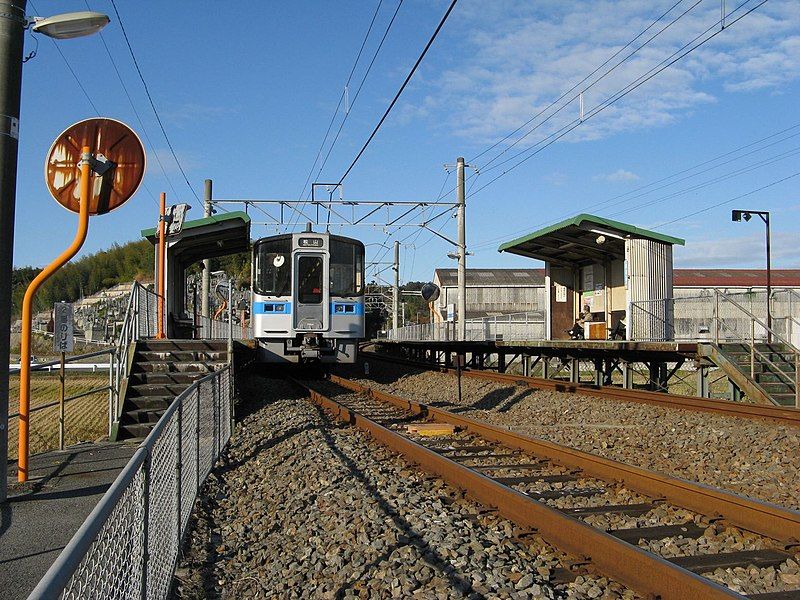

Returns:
53,302,74,353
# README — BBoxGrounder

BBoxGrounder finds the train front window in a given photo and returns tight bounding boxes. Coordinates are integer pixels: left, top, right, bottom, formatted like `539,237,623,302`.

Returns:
254,238,291,296
330,238,364,296
297,256,323,304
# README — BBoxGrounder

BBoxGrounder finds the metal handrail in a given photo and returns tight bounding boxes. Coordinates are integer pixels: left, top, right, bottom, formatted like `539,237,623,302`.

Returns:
28,366,231,599
8,348,113,375
714,290,799,406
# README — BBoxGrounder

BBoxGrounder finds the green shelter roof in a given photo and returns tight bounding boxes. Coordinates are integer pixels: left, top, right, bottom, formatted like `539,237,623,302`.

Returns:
497,214,684,267
141,210,251,239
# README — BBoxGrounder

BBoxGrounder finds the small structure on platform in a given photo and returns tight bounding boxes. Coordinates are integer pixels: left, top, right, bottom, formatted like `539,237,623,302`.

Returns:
142,211,251,338
498,214,685,341
430,268,545,322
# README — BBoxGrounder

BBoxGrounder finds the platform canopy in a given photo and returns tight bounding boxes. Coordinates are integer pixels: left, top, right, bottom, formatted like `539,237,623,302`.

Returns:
497,213,684,267
141,211,251,264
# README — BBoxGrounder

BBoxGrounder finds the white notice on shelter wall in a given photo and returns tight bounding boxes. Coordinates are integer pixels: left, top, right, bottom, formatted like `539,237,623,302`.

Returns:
555,284,567,303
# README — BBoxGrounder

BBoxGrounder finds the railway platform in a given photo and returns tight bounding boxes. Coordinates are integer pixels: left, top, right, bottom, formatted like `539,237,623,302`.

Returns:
1,441,137,600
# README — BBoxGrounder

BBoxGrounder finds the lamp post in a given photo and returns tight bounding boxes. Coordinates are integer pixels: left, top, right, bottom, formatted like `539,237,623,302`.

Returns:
0,6,108,502
732,209,771,341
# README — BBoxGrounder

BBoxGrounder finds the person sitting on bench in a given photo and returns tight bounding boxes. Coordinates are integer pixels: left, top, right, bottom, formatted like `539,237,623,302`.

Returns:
567,305,592,339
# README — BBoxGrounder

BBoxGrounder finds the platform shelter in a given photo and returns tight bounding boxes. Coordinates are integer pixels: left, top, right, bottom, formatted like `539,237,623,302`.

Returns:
142,211,251,338
498,214,685,341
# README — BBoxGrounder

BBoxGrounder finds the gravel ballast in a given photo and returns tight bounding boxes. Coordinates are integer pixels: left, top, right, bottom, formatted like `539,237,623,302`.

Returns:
174,375,636,599
342,358,800,510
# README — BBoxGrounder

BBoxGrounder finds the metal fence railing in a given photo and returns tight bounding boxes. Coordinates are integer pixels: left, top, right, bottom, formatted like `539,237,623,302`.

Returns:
195,314,252,341
631,290,800,343
29,366,233,600
386,311,546,342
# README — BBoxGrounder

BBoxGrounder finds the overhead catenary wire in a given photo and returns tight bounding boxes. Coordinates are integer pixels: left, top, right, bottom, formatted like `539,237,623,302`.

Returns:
109,0,201,207
466,0,768,200
468,0,695,168
653,170,800,229
336,0,459,186
468,121,800,252
28,1,100,115
286,0,404,234
297,0,385,202
82,0,178,207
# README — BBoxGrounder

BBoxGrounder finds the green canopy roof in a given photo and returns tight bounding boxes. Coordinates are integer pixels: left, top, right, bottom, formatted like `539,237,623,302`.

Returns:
141,210,251,239
497,214,684,266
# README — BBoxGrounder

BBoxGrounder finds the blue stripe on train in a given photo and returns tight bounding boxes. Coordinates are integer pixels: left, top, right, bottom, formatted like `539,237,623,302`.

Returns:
331,302,364,316
253,301,291,314
254,301,364,315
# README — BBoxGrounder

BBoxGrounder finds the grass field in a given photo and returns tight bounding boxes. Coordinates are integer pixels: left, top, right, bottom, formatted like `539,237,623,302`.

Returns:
7,372,110,459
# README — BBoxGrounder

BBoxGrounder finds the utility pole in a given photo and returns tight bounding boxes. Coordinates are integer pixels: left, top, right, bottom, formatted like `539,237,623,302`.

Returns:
201,179,212,320
393,240,400,331
0,0,27,504
456,156,467,341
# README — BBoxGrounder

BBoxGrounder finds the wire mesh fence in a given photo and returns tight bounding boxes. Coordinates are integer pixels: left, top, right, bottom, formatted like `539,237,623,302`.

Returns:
196,314,252,340
386,311,546,342
29,367,233,600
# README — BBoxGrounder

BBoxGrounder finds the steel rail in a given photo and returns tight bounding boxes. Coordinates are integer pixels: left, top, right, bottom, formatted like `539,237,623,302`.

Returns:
360,350,800,427
291,376,744,600
328,374,800,544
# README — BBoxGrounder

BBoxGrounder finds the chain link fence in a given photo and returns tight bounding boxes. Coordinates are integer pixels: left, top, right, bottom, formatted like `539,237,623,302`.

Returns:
29,367,233,600
386,311,546,342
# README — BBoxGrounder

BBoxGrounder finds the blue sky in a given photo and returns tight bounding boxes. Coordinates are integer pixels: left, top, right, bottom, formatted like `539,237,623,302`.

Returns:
13,0,800,286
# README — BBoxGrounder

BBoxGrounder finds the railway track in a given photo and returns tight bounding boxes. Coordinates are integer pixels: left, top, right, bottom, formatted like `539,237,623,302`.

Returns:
360,350,800,427
292,373,800,600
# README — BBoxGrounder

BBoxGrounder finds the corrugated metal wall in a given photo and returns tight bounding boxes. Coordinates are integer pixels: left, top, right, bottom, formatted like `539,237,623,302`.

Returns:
626,239,674,340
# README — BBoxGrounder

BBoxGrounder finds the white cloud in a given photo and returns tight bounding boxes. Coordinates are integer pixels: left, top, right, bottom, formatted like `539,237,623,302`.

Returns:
543,171,568,186
594,169,640,182
675,232,800,267
417,1,799,145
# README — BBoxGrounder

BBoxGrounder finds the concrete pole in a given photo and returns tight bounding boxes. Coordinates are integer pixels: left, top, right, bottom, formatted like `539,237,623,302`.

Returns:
456,157,466,341
201,179,212,319
393,240,400,331
0,0,27,503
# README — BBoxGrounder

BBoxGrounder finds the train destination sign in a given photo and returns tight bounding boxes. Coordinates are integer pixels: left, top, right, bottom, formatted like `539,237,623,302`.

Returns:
298,237,323,248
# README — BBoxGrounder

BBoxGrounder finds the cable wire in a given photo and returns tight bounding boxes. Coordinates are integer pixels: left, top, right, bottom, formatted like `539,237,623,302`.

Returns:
297,0,385,201
336,0,459,185
467,0,767,199
109,0,201,206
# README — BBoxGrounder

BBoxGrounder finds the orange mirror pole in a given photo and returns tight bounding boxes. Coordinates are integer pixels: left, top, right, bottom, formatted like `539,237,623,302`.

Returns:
18,146,92,482
157,192,166,339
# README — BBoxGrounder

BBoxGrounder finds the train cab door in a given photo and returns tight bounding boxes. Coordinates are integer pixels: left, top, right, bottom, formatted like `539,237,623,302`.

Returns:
293,252,328,331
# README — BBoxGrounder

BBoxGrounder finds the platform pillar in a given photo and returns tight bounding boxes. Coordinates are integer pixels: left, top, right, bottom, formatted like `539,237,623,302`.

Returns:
498,353,507,373
696,362,709,398
622,361,633,389
570,359,580,384
542,357,550,380
522,355,530,377
593,359,603,387
729,380,743,402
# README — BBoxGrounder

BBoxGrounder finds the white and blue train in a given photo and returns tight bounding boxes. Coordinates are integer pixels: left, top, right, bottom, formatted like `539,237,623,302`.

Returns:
251,226,365,363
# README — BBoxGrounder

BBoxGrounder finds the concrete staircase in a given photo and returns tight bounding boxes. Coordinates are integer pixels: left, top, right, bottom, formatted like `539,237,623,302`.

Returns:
113,340,228,441
714,342,797,407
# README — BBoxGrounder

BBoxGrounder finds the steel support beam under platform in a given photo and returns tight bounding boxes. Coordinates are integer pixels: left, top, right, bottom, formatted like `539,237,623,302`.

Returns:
375,339,713,397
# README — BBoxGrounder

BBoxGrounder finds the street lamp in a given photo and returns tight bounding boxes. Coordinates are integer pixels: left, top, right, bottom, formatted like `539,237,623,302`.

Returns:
0,2,109,503
732,209,772,340
30,11,109,39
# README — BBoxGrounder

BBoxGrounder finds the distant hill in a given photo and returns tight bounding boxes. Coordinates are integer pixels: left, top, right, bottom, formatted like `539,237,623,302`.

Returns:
12,240,154,318
12,239,252,319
